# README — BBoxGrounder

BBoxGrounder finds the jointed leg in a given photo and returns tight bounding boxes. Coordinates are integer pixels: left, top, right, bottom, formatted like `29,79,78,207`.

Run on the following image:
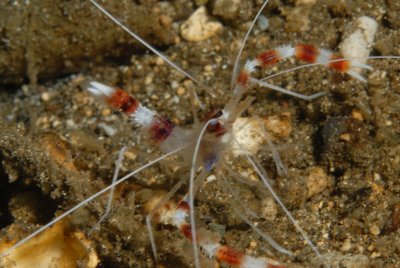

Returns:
89,146,127,235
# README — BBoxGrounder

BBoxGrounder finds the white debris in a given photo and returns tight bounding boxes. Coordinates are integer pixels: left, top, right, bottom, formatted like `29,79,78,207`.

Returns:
97,123,117,136
257,14,269,31
339,16,378,73
230,117,265,157
180,6,223,42
206,174,217,183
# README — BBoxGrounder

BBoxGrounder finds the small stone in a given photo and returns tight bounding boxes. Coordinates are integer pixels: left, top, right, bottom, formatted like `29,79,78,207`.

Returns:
170,80,179,89
249,241,257,249
66,119,75,128
159,15,172,29
260,197,278,221
351,109,364,121
123,150,137,161
181,6,223,42
339,133,351,142
101,108,112,117
206,174,216,183
144,73,154,85
22,85,29,94
263,112,292,141
52,120,61,128
369,224,381,236
306,166,332,198
41,92,50,102
84,108,93,117
204,64,213,72
341,239,352,252
177,87,186,96
183,79,193,89
36,116,49,129
97,123,117,137
156,57,164,65
370,251,381,259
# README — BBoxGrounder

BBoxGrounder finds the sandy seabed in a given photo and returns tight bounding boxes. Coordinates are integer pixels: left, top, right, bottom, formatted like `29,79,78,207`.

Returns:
1,1,400,267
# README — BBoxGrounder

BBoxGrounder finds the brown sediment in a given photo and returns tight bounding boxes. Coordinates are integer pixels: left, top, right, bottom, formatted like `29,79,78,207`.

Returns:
0,0,178,86
0,1,400,267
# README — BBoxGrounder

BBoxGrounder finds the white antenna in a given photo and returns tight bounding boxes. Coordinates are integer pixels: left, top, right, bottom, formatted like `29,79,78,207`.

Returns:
230,0,271,89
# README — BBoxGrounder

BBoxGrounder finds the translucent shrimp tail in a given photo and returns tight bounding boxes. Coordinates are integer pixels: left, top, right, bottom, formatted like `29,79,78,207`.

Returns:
0,144,188,258
231,0,271,90
89,146,127,235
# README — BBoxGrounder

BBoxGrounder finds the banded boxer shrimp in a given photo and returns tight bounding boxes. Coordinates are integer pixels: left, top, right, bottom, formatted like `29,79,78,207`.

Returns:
0,0,400,266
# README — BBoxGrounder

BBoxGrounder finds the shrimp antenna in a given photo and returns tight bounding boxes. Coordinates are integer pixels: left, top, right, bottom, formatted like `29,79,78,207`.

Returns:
188,118,218,268
89,0,204,107
231,0,271,90
369,55,400,60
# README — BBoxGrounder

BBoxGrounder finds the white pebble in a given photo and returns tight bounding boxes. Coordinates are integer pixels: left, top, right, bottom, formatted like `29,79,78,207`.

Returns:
181,6,223,42
41,92,50,102
340,239,352,252
306,167,332,198
206,174,216,183
257,14,269,31
369,224,380,236
97,123,117,137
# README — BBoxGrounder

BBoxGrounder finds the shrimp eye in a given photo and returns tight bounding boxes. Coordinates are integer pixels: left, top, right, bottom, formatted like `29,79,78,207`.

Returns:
206,120,220,132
